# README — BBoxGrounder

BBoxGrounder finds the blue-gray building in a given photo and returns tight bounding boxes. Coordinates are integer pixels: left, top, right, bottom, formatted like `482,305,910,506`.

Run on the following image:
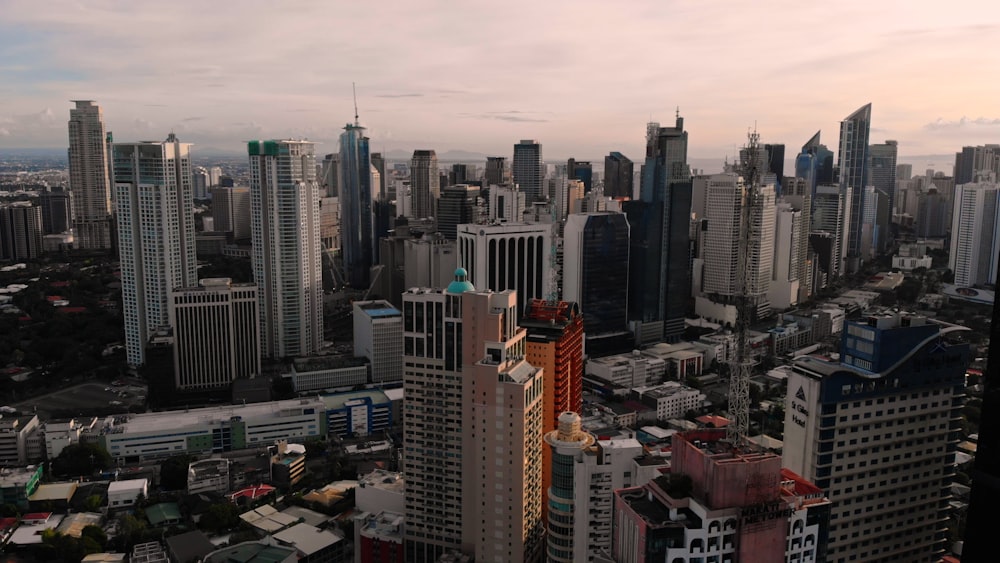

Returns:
339,121,374,289
838,103,872,272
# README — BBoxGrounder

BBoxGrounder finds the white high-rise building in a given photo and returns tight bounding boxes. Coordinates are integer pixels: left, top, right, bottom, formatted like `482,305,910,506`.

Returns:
352,300,402,383
812,184,849,279
488,183,526,223
211,186,252,240
700,173,775,316
169,278,260,390
113,134,197,366
68,100,113,250
768,202,803,310
949,182,1000,287
248,140,323,358
457,222,553,316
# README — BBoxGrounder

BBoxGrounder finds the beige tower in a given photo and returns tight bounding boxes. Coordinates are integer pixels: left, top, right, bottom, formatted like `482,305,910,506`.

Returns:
68,100,114,250
461,289,545,563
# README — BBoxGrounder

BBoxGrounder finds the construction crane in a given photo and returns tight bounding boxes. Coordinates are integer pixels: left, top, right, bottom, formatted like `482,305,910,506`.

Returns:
726,128,764,449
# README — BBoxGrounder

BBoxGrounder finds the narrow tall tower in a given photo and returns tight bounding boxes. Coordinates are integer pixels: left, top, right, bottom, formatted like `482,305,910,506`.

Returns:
247,140,323,359
838,103,872,272
339,121,374,289
513,140,544,203
410,150,439,220
113,134,197,366
68,101,114,250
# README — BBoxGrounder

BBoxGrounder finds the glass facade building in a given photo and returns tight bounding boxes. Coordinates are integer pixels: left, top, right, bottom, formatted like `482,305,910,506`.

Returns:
339,122,374,289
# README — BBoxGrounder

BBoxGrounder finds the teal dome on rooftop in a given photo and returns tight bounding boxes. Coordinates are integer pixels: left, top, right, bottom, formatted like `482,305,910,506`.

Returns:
447,267,475,294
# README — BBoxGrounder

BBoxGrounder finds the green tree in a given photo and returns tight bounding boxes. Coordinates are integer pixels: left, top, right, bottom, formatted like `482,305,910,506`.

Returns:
159,455,193,491
199,502,240,533
81,525,108,551
83,494,104,512
50,443,112,477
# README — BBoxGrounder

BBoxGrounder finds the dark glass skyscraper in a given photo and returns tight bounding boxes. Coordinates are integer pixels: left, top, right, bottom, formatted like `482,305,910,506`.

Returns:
838,103,872,272
765,143,785,195
339,122,374,289
797,131,835,200
604,151,634,199
563,212,629,338
485,156,508,186
513,140,543,203
566,158,593,193
437,184,480,240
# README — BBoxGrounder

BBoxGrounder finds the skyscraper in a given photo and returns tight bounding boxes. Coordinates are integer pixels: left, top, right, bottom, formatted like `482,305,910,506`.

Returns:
352,300,402,384
604,151,634,199
169,278,260,390
563,211,630,338
211,186,251,240
870,140,898,216
68,100,114,250
765,143,786,194
248,139,323,359
461,289,545,563
0,203,43,261
566,158,593,193
513,140,543,203
436,184,480,240
640,116,689,203
784,311,970,561
113,134,197,366
949,182,1000,287
409,150,439,220
485,156,509,186
768,202,804,310
39,187,72,234
320,153,340,198
457,222,552,317
811,184,849,279
954,144,1000,185
339,121,374,289
838,103,872,272
402,270,474,562
370,152,387,199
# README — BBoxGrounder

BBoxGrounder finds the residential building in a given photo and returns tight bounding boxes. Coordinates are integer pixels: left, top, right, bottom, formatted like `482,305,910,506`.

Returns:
604,151,634,199
949,182,1000,287
353,300,402,383
169,278,260,390
954,144,1000,185
839,103,872,272
321,153,340,198
211,186,251,240
187,458,231,495
769,202,804,310
113,134,197,366
0,203,43,262
68,101,113,250
563,211,630,341
457,222,552,317
355,511,404,563
38,188,71,234
783,311,970,562
248,139,323,358
410,150,439,220
461,289,545,563
513,140,543,203
107,479,148,509
0,415,40,466
339,121,375,289
916,187,949,238
631,382,706,421
811,184,849,280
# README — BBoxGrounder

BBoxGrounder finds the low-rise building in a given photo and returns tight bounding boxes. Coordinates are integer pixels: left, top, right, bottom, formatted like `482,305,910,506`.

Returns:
0,414,40,465
355,469,404,514
107,478,148,509
630,382,706,421
187,458,231,495
320,389,392,438
291,356,369,392
43,417,98,460
205,540,296,563
272,523,345,563
270,442,306,488
355,510,404,563
0,465,42,510
587,350,667,388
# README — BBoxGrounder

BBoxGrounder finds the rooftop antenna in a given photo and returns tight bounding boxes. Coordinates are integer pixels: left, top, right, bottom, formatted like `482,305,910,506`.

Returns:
352,82,359,126
676,106,680,119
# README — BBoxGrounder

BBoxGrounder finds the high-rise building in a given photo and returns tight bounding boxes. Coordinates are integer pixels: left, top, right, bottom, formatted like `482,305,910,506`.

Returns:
949,182,1000,287
461,289,545,563
783,311,969,562
613,429,831,563
782,177,814,303
0,203,43,261
410,150,439,220
916,187,949,238
768,202,804,310
402,270,474,562
811,184,849,279
192,166,210,200
485,156,509,186
247,139,323,359
113,134,197,366
838,103,873,272
370,152,387,200
765,143,786,194
604,151,634,199
545,413,644,562
320,153,340,198
513,140,544,203
563,212,630,338
954,144,1000,185
403,234,457,292
451,163,474,185
352,300,402,384
68,100,114,250
210,186,251,240
487,183,525,223
318,196,341,253
567,158,593,193
39,187,72,235
896,163,913,182
169,278,260,390
797,131,835,203
870,140,898,216
457,222,552,317
339,122,374,289
639,116,689,203
437,184,480,240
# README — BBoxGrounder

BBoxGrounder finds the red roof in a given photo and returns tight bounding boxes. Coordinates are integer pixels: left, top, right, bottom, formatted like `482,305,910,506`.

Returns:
57,307,88,314
46,295,63,301
228,484,275,501
0,517,17,530
695,415,730,428
21,512,52,522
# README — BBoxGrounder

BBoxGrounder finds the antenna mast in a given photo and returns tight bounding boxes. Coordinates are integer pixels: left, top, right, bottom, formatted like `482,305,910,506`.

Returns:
352,82,359,126
726,126,763,450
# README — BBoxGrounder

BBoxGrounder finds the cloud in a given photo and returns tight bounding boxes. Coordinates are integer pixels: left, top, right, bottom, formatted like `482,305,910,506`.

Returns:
374,93,423,98
181,116,204,122
459,111,551,123
924,117,1000,130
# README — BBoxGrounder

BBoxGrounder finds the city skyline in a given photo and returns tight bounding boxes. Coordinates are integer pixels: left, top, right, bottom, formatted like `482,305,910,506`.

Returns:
1,2,999,158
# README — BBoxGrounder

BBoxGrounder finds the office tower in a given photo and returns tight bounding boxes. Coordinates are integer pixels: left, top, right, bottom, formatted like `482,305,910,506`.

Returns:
437,184,480,240
545,413,643,562
485,156,508,186
513,140,544,203
320,153,340,198
604,151,634,199
896,163,912,182
949,182,1000,287
169,278,260,390
487,184,526,223
339,121,374,289
352,300,402,383
39,187,72,234
192,166,210,200
409,150,439,220
451,163,474,185
614,429,831,563
797,131,835,203
403,234,457,292
964,245,1000,562
210,186,251,240
318,196,341,252
567,158,593,192
916,188,949,238
783,311,969,562
838,103,873,272
701,173,776,317
113,134,197,366
563,211,630,337
207,166,222,187
402,270,474,562
768,202,804,310
461,289,545,563
954,144,1000,184
632,114,692,343
68,100,113,250
782,177,814,303
765,143,786,194
370,152,387,199
247,139,323,358
870,140,898,217
811,184,848,278
457,222,552,317
0,203,43,261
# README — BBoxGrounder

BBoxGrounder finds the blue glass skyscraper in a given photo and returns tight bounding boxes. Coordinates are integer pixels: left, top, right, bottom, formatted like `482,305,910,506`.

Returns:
838,103,872,273
339,121,373,289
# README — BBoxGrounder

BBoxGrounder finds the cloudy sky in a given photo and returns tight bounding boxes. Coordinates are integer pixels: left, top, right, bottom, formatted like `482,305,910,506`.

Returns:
2,0,999,161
